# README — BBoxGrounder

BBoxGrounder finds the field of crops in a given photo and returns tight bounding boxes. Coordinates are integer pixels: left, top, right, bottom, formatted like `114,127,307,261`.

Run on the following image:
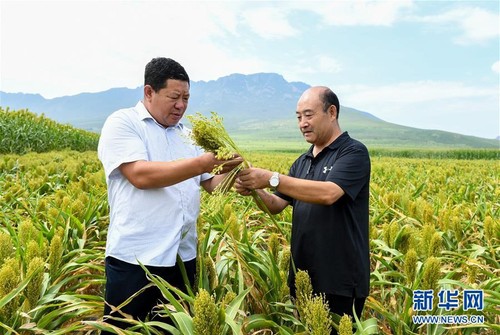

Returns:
0,148,498,334
0,108,498,334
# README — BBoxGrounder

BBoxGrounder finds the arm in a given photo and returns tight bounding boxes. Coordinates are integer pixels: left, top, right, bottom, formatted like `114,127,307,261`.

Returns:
120,153,242,190
201,155,244,194
201,173,234,194
235,175,290,214
277,174,344,205
237,168,345,206
253,188,290,214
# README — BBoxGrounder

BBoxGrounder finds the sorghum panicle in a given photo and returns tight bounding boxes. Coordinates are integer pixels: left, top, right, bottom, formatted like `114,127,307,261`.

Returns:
303,294,333,335
421,256,441,292
25,256,45,310
0,258,21,321
268,233,280,260
0,232,14,264
193,288,222,335
295,270,313,318
48,233,63,279
483,216,498,243
404,248,418,285
338,314,353,335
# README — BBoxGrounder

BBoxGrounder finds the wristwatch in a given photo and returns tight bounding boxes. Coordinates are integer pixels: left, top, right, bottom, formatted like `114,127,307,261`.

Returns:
269,172,280,188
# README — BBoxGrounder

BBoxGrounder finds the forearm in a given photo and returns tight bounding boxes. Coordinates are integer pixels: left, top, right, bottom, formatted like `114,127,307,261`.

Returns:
237,167,343,206
277,175,344,205
202,173,236,194
120,156,209,189
250,189,288,214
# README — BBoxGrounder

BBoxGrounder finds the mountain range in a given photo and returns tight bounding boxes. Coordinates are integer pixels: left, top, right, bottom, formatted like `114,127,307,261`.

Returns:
1,73,498,149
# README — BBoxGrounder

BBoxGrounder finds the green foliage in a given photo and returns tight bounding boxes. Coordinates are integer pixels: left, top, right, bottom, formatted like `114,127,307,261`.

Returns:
0,150,107,332
0,148,498,334
369,156,499,334
0,107,99,154
369,147,500,160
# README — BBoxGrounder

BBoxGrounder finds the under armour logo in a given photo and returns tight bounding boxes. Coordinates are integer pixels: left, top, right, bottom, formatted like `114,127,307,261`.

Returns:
323,166,332,173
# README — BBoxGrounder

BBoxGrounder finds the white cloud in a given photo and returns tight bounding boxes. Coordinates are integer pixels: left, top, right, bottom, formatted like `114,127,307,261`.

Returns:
338,81,499,138
492,61,500,74
306,0,414,26
237,0,414,32
242,7,298,39
1,0,498,139
0,1,252,98
317,55,342,73
289,55,342,76
415,6,500,44
343,81,497,104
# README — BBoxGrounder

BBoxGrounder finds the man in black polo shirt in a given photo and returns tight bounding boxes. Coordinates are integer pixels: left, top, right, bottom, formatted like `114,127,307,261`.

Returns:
235,86,371,333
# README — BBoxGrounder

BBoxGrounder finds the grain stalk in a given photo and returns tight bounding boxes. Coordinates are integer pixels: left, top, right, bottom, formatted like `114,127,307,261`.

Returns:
187,112,286,236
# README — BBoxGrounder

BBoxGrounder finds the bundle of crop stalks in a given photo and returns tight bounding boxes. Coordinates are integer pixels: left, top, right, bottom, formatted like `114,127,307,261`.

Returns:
187,111,249,193
187,112,285,235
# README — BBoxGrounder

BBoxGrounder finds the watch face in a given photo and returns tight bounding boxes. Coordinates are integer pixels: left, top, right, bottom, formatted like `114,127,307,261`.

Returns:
270,175,279,187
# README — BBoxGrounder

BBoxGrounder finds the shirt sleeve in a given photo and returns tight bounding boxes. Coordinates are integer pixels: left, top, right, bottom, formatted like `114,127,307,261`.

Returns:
97,111,149,179
327,144,370,201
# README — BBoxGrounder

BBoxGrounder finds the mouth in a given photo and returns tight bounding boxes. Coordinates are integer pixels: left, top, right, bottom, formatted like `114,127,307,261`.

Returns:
170,113,182,120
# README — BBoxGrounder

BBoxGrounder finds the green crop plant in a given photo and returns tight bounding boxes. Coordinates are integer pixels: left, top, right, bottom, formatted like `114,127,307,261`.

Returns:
0,112,498,334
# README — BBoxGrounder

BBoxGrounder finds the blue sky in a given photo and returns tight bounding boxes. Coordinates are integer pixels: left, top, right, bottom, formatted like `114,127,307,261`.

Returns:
1,0,499,139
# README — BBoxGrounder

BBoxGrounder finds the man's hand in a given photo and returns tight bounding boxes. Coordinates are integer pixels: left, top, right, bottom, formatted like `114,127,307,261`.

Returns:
201,153,243,174
234,177,252,196
235,168,273,191
235,168,290,214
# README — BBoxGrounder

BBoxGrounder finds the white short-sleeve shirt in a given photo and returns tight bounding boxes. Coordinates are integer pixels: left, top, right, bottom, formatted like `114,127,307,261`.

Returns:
97,101,212,266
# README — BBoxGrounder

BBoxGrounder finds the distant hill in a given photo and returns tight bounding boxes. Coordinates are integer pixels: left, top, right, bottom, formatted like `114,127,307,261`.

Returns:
1,73,499,149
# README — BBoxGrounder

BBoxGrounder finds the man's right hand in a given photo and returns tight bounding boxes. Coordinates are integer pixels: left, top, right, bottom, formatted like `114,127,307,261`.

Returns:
234,176,253,196
201,152,243,175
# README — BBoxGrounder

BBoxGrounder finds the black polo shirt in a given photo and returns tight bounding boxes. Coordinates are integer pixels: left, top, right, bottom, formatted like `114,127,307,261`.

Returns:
276,132,370,298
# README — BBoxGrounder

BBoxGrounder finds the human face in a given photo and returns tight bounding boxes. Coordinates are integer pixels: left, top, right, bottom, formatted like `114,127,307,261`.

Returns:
296,89,335,147
144,79,190,127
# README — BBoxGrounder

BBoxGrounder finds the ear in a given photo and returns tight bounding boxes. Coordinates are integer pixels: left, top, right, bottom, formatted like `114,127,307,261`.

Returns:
329,105,338,119
144,85,154,101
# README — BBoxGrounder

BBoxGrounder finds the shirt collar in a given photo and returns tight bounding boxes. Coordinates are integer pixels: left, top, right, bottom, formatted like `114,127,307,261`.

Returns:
327,131,350,150
305,131,350,158
136,101,184,130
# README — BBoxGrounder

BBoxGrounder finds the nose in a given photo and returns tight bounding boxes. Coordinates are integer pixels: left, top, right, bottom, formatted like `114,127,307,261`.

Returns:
299,118,309,129
174,98,187,110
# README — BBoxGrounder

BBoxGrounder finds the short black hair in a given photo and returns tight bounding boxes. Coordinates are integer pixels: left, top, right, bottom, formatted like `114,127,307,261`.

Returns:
144,57,190,92
321,88,340,117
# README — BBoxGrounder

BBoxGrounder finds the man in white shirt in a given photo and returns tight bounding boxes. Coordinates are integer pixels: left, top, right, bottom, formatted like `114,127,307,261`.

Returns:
98,57,241,330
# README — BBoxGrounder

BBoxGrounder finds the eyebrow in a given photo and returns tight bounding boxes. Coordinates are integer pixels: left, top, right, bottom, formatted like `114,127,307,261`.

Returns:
167,91,190,97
